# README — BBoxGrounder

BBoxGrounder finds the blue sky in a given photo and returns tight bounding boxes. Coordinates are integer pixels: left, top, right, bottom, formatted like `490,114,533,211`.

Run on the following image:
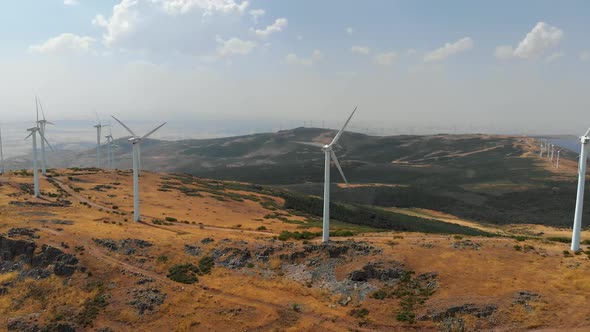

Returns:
1,0,589,135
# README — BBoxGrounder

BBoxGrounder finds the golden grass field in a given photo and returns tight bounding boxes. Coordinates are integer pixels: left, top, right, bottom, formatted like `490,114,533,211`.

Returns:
0,168,590,331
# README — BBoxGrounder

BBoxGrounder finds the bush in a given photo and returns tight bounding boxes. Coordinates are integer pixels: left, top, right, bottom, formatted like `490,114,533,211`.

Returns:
514,245,522,251
256,226,267,231
198,256,214,275
157,255,168,262
396,310,416,323
167,264,199,284
165,217,178,222
349,308,369,319
371,290,388,300
278,231,320,241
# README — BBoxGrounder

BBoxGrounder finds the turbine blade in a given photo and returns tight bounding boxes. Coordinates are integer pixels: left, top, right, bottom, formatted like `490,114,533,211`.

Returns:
39,131,54,151
330,150,348,185
35,96,39,123
142,122,167,139
25,132,33,140
329,106,357,147
46,121,55,126
294,141,325,148
111,115,137,137
38,97,47,122
584,127,590,137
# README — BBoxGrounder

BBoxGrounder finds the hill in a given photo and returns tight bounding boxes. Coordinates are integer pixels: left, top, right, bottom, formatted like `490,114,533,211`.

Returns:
1,169,590,331
5,130,587,227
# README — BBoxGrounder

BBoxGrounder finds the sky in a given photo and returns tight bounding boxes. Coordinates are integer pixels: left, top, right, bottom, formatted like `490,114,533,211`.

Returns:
1,0,590,137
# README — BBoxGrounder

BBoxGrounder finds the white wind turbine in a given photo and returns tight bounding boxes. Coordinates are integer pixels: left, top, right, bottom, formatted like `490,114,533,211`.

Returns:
36,97,54,175
296,106,357,243
571,128,590,251
25,124,53,198
93,114,108,168
111,115,166,222
104,123,115,169
556,149,561,169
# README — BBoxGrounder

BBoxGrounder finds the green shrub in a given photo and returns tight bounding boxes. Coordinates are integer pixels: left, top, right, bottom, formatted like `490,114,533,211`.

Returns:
198,256,214,275
256,226,267,231
396,310,415,323
165,217,178,222
167,264,199,284
371,290,388,300
349,308,369,319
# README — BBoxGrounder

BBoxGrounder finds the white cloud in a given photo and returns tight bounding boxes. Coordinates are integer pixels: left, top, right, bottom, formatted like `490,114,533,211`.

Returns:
249,9,265,23
64,0,79,5
373,51,397,66
93,0,250,50
351,46,370,55
545,52,564,63
580,51,590,61
495,22,563,59
424,37,473,62
160,0,249,16
216,36,256,56
251,18,288,39
346,27,353,35
285,50,322,66
29,33,95,55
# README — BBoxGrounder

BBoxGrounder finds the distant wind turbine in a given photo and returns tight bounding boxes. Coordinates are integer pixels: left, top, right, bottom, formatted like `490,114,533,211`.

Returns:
25,124,53,198
571,128,590,251
94,114,108,168
111,115,166,222
556,149,561,169
36,97,54,175
105,123,115,169
296,106,357,243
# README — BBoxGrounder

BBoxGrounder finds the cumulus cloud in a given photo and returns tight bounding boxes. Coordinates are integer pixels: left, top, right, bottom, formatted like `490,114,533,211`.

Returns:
216,36,256,56
495,22,563,59
93,0,251,51
249,9,265,23
580,51,590,61
424,37,473,62
351,46,370,55
372,51,397,66
29,33,95,55
251,18,288,39
64,0,78,5
285,50,322,66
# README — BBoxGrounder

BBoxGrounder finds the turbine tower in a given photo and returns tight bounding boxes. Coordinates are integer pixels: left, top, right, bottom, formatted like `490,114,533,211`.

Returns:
296,106,357,243
93,114,108,168
25,125,52,198
105,124,115,169
36,97,54,175
571,128,590,251
556,149,561,169
111,115,166,222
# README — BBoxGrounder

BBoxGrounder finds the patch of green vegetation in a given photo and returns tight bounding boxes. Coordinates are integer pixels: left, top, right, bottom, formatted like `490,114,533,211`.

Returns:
167,264,200,284
278,231,321,241
165,217,177,222
256,226,267,231
197,256,214,275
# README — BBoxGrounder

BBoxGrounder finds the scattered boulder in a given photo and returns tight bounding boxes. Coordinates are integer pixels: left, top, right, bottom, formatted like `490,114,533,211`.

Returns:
184,244,201,256
349,261,405,282
6,228,40,239
451,240,482,251
213,247,252,269
93,238,152,255
128,288,167,315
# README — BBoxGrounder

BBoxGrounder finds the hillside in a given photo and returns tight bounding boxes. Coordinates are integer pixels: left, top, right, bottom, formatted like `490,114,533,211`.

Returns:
1,169,590,331
10,129,584,228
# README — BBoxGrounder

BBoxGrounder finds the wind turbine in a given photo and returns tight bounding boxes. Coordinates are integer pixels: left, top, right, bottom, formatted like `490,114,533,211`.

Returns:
111,115,166,222
104,124,115,169
25,125,53,198
296,106,357,243
571,128,590,251
93,114,108,168
36,97,54,175
556,149,561,169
